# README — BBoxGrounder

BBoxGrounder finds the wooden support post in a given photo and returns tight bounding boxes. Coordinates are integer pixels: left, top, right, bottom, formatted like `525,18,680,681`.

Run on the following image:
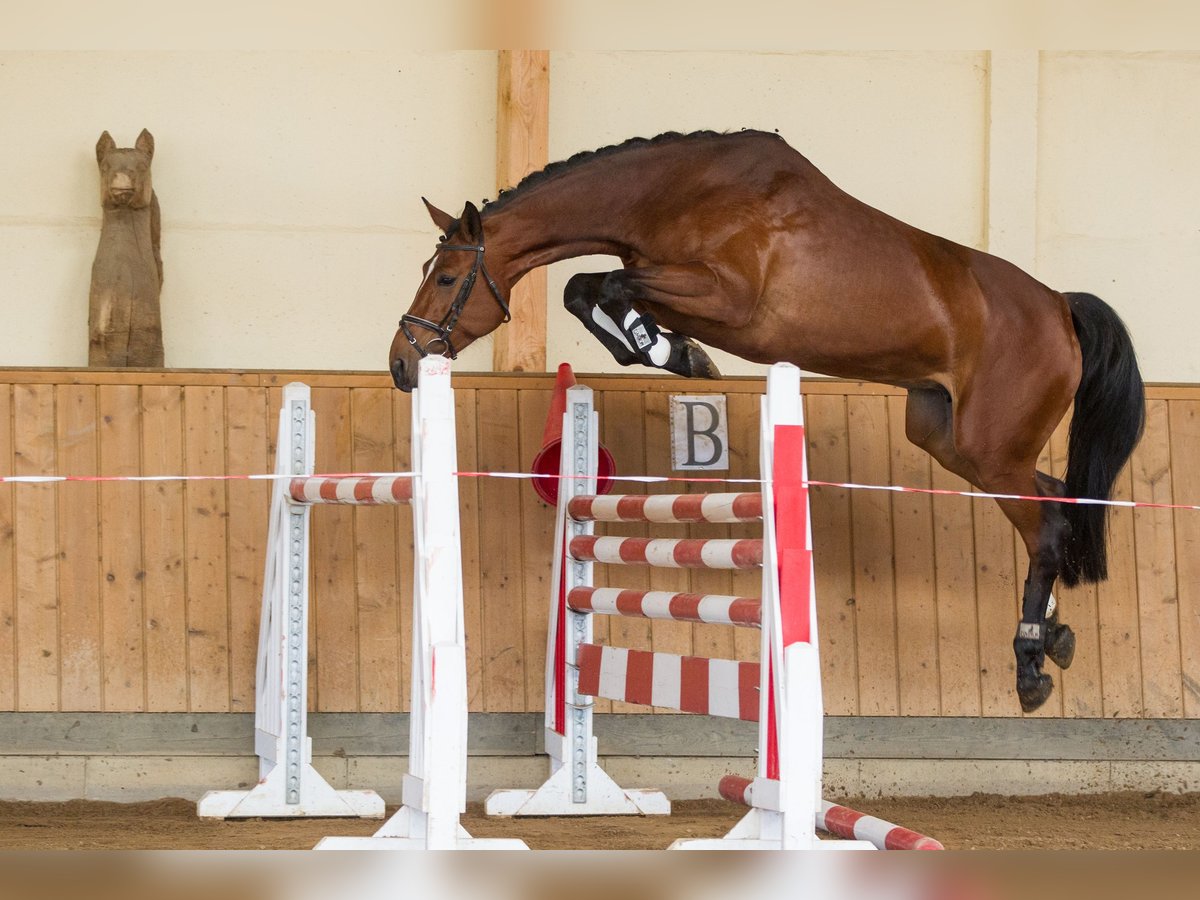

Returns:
494,50,550,373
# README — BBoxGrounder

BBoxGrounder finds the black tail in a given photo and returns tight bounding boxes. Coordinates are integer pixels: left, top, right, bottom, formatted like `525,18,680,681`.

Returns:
1060,292,1145,586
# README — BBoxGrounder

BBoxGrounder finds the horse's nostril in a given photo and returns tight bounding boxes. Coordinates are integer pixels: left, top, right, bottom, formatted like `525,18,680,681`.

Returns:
390,358,408,390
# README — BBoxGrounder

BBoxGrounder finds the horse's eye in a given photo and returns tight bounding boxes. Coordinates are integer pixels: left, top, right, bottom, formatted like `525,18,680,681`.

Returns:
437,274,457,287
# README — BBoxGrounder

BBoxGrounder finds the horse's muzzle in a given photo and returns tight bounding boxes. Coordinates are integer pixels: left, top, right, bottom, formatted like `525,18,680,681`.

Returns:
390,357,416,392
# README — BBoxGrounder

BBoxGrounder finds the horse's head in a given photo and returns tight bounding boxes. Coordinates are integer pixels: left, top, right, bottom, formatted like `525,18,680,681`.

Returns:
95,130,155,210
388,199,511,391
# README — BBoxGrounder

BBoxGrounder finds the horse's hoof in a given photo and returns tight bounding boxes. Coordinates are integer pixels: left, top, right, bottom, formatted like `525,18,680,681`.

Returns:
681,340,722,379
1045,621,1076,670
1017,673,1054,713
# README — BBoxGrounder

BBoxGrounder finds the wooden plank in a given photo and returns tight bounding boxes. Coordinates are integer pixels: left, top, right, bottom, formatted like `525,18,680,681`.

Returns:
350,388,402,713
805,394,858,715
56,385,102,711
1170,400,1200,717
0,386,14,710
516,388,556,711
451,389,479,712
599,389,653,714
391,388,414,714
309,388,358,711
97,385,145,711
930,464,982,717
886,395,940,716
182,386,230,712
140,386,188,711
475,389,526,710
973,475,1022,718
223,387,269,712
1049,415,1103,717
845,395,899,715
13,384,59,710
1096,465,1143,718
492,50,549,374
1131,399,1183,717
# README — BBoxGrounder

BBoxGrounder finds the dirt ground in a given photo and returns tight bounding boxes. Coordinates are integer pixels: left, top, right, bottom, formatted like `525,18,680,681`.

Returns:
0,792,1198,850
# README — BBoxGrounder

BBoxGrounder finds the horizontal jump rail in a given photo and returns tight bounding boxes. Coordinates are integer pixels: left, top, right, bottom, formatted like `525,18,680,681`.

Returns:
576,643,759,721
567,587,761,628
568,492,763,524
289,475,413,505
718,776,943,850
568,536,763,569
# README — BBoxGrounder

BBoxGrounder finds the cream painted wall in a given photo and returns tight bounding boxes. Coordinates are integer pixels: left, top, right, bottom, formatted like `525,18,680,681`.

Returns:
1,50,1198,381
0,51,497,372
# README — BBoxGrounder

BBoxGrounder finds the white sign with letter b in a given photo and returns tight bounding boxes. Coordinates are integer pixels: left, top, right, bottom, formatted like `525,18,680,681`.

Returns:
670,394,728,470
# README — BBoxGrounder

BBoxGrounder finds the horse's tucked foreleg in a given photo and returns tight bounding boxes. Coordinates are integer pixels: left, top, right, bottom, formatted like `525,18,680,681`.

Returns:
564,273,642,367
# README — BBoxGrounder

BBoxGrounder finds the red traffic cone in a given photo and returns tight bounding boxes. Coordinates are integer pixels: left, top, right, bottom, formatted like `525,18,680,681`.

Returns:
531,363,616,505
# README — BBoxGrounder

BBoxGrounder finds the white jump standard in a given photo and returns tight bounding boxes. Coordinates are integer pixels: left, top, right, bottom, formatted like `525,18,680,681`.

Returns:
487,363,939,850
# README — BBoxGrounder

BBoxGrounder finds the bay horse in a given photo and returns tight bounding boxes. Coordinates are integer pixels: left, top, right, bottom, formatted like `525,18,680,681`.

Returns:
389,129,1145,713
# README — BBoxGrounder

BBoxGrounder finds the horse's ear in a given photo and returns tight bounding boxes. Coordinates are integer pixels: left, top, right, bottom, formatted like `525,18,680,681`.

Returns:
461,201,482,242
422,197,456,235
95,131,116,164
135,129,155,160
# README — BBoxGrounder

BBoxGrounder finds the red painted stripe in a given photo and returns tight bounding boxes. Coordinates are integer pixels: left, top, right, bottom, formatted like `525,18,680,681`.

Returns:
672,540,706,566
288,478,307,501
667,592,704,621
624,648,655,707
731,493,764,520
820,804,866,841
616,495,649,520
883,826,944,851
318,479,340,501
718,774,753,806
679,656,710,715
728,598,762,627
774,425,811,646
731,539,764,568
569,535,598,561
671,494,706,521
617,538,650,564
566,496,593,521
576,643,603,698
616,590,646,617
353,477,377,502
739,659,760,721
566,587,595,613
390,478,413,502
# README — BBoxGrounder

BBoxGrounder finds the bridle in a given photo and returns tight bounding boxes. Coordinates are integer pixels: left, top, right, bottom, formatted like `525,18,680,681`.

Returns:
399,242,511,359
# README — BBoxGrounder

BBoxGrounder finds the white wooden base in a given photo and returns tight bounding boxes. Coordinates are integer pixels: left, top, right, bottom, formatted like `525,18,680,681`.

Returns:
668,807,874,851
486,762,671,816
197,763,384,819
315,806,529,850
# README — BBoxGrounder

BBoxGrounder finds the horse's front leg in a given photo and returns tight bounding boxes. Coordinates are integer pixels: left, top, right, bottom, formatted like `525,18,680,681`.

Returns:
564,270,721,378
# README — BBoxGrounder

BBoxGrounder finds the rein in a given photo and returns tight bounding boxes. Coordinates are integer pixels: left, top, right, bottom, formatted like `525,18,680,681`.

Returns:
399,242,511,359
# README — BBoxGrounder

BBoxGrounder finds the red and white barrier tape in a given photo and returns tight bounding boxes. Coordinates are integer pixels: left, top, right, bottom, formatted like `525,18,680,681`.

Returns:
0,469,1194,513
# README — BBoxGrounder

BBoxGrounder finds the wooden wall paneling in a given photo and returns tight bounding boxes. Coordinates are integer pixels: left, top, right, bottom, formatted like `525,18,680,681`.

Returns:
493,50,549,374
351,388,402,712
56,385,101,710
885,395,940,716
451,389,481,712
727,391,762,665
139,386,187,711
1169,400,1200,718
309,388,358,711
391,388,414,713
1096,465,1144,717
0,386,14,710
804,394,858,715
845,395,899,715
182,386,230,711
1131,399,1183,717
13,384,59,710
97,385,145,711
223,386,269,712
475,389,526,711
972,484,1023,717
1049,416,1103,717
516,388,556,711
600,389,653,714
640,392,687,713
930,464,982,717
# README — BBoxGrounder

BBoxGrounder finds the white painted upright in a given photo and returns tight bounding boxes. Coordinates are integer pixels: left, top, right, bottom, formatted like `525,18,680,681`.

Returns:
197,383,384,820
